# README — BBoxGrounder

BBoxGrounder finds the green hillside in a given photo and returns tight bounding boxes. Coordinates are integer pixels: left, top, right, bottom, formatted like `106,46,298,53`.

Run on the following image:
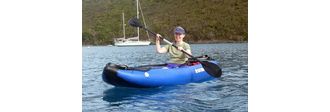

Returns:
82,0,248,45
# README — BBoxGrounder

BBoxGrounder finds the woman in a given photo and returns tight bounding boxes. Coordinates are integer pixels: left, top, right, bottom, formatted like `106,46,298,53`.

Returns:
155,26,192,68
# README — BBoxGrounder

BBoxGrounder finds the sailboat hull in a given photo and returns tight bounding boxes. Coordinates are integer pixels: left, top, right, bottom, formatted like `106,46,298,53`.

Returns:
114,41,151,47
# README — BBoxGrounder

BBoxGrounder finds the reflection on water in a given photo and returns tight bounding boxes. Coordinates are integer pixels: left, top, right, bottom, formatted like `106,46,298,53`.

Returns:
102,87,171,103
83,43,247,112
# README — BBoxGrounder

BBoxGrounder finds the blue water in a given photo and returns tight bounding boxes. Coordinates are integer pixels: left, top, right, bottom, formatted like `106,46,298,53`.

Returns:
82,43,248,112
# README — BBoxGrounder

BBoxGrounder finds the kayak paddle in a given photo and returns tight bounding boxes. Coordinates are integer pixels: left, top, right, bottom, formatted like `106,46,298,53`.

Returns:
128,17,222,78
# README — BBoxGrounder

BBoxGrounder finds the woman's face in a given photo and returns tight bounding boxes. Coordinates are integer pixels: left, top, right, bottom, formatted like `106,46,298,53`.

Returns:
174,33,185,42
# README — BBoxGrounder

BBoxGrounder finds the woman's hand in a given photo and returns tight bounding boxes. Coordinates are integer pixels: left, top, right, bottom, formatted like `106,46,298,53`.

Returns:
156,34,162,41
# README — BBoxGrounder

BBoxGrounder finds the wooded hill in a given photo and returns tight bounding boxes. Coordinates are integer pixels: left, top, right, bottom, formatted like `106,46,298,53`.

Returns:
83,0,248,45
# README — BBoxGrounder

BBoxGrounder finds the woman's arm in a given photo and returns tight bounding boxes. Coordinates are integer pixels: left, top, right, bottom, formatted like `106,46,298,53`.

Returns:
156,34,167,53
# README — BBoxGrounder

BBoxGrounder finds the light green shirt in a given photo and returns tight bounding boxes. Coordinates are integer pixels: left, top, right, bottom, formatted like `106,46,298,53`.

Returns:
164,42,191,64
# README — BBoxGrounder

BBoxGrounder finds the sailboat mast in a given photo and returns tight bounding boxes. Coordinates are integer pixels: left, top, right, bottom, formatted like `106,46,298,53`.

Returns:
138,0,150,40
136,0,139,41
122,12,125,38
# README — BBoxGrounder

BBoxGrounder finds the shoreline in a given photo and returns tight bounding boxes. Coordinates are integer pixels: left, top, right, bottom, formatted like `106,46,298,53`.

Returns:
187,40,247,44
82,41,247,46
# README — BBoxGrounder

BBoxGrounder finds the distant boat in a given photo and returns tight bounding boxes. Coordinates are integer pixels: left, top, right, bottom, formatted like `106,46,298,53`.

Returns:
113,0,151,47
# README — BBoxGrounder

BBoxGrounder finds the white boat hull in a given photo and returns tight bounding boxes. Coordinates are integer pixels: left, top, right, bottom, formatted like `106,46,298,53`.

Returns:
114,41,151,47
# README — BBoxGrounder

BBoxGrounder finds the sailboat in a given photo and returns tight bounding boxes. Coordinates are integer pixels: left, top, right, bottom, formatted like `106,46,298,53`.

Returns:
113,0,151,47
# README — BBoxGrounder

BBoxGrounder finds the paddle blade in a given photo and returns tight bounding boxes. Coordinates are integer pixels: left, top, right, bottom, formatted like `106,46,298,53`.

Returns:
128,17,142,28
201,61,222,78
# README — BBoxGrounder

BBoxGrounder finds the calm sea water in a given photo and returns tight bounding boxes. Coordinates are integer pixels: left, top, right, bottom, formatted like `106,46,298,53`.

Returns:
82,43,248,112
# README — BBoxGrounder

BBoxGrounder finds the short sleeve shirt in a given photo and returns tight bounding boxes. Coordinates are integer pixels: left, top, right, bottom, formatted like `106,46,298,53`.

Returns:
164,42,191,64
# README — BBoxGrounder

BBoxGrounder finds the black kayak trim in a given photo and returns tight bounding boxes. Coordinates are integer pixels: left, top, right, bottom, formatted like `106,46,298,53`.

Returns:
102,63,151,88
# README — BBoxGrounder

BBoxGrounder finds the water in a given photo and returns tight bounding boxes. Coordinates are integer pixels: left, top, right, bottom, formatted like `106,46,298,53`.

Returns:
82,43,248,112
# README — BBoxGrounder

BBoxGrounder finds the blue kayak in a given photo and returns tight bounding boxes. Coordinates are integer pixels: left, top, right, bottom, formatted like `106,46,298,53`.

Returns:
102,60,221,88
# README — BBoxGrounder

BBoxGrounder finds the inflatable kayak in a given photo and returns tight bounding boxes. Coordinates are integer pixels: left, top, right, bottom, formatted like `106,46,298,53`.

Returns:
102,59,221,88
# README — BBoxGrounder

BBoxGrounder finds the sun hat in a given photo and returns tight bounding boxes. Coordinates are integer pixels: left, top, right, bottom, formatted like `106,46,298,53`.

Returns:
174,26,185,34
